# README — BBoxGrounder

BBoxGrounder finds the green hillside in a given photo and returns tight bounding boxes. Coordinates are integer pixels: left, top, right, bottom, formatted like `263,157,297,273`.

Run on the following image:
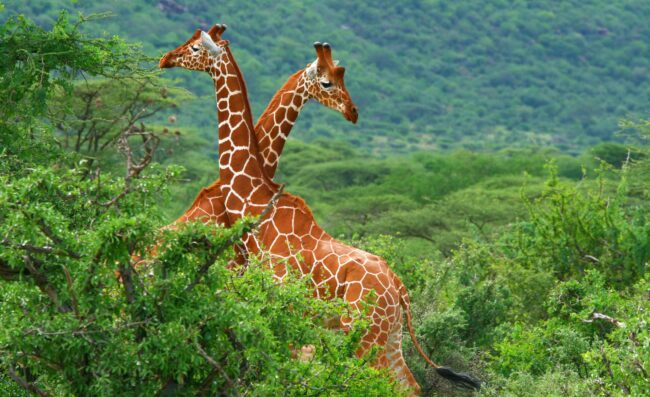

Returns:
6,0,650,154
2,8,650,397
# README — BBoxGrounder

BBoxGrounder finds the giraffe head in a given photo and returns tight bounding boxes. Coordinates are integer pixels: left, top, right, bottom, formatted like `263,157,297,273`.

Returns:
303,42,358,124
159,25,228,72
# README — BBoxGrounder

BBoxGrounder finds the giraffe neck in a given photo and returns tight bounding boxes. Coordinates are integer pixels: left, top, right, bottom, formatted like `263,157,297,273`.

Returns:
254,70,310,178
210,48,275,191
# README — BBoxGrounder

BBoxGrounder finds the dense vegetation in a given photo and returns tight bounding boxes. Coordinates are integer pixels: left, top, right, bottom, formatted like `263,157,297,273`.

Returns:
0,14,402,396
6,0,650,155
2,5,649,397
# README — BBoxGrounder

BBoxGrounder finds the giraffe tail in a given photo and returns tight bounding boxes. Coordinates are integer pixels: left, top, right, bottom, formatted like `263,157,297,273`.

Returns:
397,279,482,391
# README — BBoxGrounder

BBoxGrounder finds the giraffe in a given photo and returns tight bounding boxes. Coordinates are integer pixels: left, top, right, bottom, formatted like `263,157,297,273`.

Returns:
254,40,358,178
159,26,480,395
165,25,359,270
171,26,357,228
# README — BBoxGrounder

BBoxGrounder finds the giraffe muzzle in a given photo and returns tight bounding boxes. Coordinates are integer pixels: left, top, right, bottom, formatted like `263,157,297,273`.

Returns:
159,53,177,69
345,105,359,124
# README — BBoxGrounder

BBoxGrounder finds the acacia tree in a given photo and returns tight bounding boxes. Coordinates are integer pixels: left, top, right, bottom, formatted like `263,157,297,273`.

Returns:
47,76,193,167
0,13,402,396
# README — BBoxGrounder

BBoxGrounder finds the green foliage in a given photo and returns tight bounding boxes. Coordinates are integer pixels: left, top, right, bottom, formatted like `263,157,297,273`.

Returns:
0,11,147,126
483,275,650,396
581,279,650,396
589,142,637,168
0,213,401,395
48,76,192,159
2,6,650,397
490,320,591,377
281,145,585,256
392,162,650,395
0,14,402,396
619,118,650,200
0,373,26,397
6,0,650,155
478,370,592,397
327,146,647,395
517,163,649,286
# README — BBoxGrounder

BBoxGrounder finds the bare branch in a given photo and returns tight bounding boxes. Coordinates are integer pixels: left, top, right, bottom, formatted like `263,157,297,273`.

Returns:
23,320,149,337
635,360,648,379
97,189,130,208
23,255,70,313
118,261,136,305
62,265,81,319
195,341,241,397
96,119,160,208
6,365,53,397
71,90,100,152
252,185,285,235
224,328,249,375
1,238,79,259
583,312,626,328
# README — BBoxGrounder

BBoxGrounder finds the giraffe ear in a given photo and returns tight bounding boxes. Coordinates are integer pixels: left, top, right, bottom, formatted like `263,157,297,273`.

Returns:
333,60,340,66
200,31,222,56
306,60,318,80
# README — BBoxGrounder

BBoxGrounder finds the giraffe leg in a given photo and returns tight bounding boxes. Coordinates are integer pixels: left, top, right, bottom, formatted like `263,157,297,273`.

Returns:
385,319,420,396
349,318,419,396
345,301,395,372
227,243,247,271
344,283,420,396
333,265,421,395
295,344,315,361
354,315,420,396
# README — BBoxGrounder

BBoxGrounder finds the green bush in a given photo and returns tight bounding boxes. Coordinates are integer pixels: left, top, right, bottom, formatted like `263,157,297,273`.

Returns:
515,162,650,287
392,157,650,395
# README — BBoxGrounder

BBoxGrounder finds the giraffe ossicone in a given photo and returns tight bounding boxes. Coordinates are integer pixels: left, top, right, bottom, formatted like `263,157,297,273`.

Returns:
305,59,318,79
200,31,222,56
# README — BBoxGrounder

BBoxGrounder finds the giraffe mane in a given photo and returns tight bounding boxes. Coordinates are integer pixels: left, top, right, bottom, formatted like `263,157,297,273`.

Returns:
223,46,255,133
280,193,317,219
221,45,279,187
185,180,222,212
255,70,304,130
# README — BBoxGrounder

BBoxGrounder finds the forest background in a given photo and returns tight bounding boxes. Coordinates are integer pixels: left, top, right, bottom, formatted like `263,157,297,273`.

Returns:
1,1,649,396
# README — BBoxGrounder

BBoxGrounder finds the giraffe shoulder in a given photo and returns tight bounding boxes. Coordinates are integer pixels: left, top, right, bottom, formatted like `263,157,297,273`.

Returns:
280,193,316,218
185,179,223,210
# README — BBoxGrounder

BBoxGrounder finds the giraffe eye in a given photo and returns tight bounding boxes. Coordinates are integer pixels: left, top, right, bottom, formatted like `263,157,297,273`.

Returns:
190,45,200,52
321,80,333,89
